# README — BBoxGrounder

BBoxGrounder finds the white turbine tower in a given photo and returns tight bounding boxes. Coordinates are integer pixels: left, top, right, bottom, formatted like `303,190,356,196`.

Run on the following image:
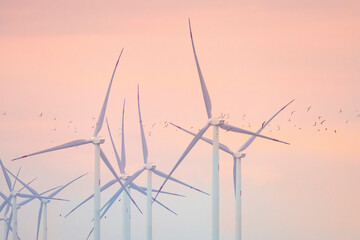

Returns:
169,99,294,240
153,20,289,240
136,85,209,240
12,50,142,240
34,173,88,240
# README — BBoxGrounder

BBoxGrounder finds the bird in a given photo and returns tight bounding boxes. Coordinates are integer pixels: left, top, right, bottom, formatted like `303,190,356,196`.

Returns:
320,120,326,124
346,120,349,124
340,108,342,114
318,116,322,120
307,106,311,112
39,112,43,117
313,122,317,126
262,121,265,128
54,117,56,120
334,130,337,133
291,111,295,115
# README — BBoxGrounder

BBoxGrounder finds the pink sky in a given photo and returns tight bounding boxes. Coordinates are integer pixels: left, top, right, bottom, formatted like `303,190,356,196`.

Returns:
1,1,360,239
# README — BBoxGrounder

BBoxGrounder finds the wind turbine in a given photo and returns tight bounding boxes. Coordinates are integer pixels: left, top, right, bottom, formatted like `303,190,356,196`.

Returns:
34,173,88,240
0,159,67,240
136,85,209,240
153,20,289,240
12,50,143,240
169,99,294,240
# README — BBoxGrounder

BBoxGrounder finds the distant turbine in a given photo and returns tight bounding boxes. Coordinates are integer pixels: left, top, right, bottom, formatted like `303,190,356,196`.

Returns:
35,173,88,240
12,50,143,240
0,159,67,240
153,19,289,240
169,99,294,240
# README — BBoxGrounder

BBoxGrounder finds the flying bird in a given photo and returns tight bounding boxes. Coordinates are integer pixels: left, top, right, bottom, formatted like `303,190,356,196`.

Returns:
320,120,326,124
307,106,311,112
291,111,295,115
262,121,265,128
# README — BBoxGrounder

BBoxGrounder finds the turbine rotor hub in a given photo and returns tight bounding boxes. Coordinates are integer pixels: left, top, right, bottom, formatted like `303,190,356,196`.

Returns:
208,117,224,126
146,163,156,170
233,152,246,158
91,137,105,144
120,174,129,180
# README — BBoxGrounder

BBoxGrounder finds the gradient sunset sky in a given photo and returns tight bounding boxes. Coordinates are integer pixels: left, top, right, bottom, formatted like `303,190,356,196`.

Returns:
1,0,360,239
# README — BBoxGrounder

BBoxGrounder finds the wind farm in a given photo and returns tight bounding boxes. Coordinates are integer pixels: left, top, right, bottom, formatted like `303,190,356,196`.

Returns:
1,2,360,240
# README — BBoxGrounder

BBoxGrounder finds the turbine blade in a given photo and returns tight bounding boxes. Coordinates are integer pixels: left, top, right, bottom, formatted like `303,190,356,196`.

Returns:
17,178,37,193
12,139,92,161
137,85,148,164
11,167,21,191
6,212,12,239
153,123,210,202
99,148,143,214
100,188,123,219
237,99,294,152
93,49,123,137
18,185,61,207
131,182,177,215
17,193,68,201
85,228,94,240
120,99,126,172
36,203,43,240
189,19,212,119
48,173,88,198
219,123,290,145
6,168,40,196
170,122,233,155
106,118,123,174
134,185,185,197
0,195,11,212
65,179,117,217
4,197,12,216
0,158,13,191
0,192,7,201
152,168,209,196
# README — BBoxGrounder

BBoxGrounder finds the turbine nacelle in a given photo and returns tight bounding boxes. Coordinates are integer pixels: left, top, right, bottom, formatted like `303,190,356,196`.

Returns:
91,137,105,145
41,199,50,204
120,174,130,181
233,152,246,159
208,117,224,126
145,163,156,170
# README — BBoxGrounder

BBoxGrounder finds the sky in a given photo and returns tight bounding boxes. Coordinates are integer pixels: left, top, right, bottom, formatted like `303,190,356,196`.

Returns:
1,0,360,239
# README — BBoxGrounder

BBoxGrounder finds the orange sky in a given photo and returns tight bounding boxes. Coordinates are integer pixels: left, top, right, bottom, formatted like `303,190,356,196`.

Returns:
1,1,360,239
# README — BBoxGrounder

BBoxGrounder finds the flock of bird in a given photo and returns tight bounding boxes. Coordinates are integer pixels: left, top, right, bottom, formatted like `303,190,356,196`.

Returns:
2,104,358,138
